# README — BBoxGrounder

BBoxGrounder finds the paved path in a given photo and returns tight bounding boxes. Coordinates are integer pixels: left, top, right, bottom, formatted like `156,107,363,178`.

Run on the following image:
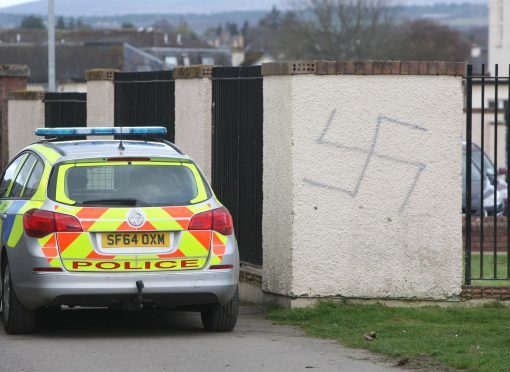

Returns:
0,306,400,371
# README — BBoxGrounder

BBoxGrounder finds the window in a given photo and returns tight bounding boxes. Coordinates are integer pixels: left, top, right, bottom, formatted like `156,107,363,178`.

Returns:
201,56,214,65
10,155,37,198
0,154,28,198
165,56,178,68
23,160,44,198
52,163,210,207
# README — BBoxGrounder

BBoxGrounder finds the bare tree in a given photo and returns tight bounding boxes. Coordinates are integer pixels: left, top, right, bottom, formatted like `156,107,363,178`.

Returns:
280,0,395,60
388,20,471,62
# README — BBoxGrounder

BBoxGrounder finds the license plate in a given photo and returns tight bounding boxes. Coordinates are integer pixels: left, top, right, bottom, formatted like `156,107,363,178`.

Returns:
101,232,170,248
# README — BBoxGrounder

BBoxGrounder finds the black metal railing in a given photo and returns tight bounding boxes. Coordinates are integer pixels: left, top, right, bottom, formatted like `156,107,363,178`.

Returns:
465,64,510,285
114,71,175,142
44,92,87,140
212,66,263,266
44,92,87,128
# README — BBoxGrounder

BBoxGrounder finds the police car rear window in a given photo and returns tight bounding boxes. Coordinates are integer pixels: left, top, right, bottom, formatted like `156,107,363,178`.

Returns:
49,162,210,207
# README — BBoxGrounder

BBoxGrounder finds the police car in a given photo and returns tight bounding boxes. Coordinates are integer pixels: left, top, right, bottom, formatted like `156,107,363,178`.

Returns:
0,127,239,334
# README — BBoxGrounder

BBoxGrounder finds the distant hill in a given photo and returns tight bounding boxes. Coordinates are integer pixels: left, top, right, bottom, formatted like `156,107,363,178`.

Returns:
0,0,280,15
0,2,488,33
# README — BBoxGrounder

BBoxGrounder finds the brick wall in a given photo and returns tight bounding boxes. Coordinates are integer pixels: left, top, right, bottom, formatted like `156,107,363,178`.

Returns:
463,216,508,252
462,286,510,300
0,65,30,167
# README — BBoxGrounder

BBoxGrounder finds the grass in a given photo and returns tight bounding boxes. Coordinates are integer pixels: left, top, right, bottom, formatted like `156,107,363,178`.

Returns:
470,253,510,286
269,301,510,371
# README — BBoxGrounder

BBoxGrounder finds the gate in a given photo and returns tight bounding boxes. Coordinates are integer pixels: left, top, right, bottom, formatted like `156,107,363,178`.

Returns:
114,71,175,142
212,66,263,266
465,64,510,285
44,92,87,128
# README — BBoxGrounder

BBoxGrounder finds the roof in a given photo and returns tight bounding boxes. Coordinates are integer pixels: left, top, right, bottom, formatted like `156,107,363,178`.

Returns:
0,29,210,49
0,43,124,83
30,140,189,164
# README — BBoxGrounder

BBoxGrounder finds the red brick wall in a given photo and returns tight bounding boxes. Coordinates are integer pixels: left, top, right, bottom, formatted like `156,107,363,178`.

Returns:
462,286,510,300
463,216,508,253
0,65,30,167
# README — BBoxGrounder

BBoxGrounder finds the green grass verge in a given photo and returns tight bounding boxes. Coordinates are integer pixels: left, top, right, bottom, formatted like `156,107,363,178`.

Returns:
269,302,510,371
470,253,510,286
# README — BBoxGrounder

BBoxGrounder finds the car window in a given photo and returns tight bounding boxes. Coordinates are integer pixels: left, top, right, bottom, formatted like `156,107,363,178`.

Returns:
463,153,482,181
50,162,210,207
0,154,28,198
22,160,44,198
10,155,37,198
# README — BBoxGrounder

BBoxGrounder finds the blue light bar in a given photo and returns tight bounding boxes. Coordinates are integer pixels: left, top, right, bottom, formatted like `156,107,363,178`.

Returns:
35,127,167,137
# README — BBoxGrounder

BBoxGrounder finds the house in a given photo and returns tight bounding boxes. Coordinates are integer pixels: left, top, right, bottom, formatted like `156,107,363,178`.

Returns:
0,42,163,92
489,0,510,74
239,52,274,67
0,29,232,91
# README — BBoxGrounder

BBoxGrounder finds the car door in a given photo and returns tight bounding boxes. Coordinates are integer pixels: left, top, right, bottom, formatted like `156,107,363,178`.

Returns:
0,154,29,245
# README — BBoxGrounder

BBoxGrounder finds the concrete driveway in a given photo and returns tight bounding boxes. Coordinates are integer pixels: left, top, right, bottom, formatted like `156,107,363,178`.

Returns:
0,306,399,371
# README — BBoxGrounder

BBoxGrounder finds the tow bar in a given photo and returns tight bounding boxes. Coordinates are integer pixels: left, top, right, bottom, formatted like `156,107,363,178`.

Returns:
134,280,144,310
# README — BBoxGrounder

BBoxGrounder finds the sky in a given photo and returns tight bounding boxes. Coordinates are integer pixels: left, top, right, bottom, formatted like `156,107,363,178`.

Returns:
0,0,488,9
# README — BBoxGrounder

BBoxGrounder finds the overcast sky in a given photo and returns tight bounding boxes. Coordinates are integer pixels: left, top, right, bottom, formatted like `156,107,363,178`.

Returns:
0,0,488,9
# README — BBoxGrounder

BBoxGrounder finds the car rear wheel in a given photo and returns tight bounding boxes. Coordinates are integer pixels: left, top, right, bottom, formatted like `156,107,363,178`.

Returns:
1,263,37,334
201,289,238,332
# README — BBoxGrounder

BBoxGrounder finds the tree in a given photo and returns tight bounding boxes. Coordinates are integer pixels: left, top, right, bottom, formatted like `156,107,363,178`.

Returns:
259,5,282,30
226,22,239,36
20,15,45,29
56,16,66,29
388,20,471,62
241,21,250,38
278,0,395,60
121,22,135,29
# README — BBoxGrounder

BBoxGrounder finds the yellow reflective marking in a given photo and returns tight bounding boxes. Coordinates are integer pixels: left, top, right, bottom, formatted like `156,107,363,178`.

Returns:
59,233,94,259
32,162,52,201
39,234,54,246
54,161,209,206
6,154,28,197
7,215,24,248
214,231,228,244
30,144,62,164
181,163,208,204
49,258,62,268
20,160,37,197
62,258,208,272
56,164,76,205
188,203,211,214
18,201,43,214
178,231,210,257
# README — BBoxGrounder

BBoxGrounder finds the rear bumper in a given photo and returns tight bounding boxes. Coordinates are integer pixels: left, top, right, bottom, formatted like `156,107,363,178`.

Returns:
13,269,238,310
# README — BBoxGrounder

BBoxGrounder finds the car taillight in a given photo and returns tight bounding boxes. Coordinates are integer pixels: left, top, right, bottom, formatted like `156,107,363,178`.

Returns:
189,207,234,235
212,208,234,235
23,209,83,238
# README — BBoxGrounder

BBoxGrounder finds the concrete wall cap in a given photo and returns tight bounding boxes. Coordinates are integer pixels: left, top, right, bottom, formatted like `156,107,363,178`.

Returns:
0,64,31,78
173,65,217,79
262,61,466,77
7,90,45,101
85,69,119,81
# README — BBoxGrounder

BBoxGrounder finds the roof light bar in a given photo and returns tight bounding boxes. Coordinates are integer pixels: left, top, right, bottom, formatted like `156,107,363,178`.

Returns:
35,127,167,137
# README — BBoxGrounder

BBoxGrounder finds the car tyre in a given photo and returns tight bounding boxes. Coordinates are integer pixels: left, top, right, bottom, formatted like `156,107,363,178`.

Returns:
1,263,37,334
201,289,238,332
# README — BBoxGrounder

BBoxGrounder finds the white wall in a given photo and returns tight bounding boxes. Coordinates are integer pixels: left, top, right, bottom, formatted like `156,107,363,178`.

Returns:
489,0,510,74
86,80,115,127
263,74,464,301
8,98,44,159
174,78,213,181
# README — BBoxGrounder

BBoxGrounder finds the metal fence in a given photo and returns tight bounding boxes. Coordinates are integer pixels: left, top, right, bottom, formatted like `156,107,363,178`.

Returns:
465,64,510,285
212,66,263,266
44,92,87,128
114,71,175,141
